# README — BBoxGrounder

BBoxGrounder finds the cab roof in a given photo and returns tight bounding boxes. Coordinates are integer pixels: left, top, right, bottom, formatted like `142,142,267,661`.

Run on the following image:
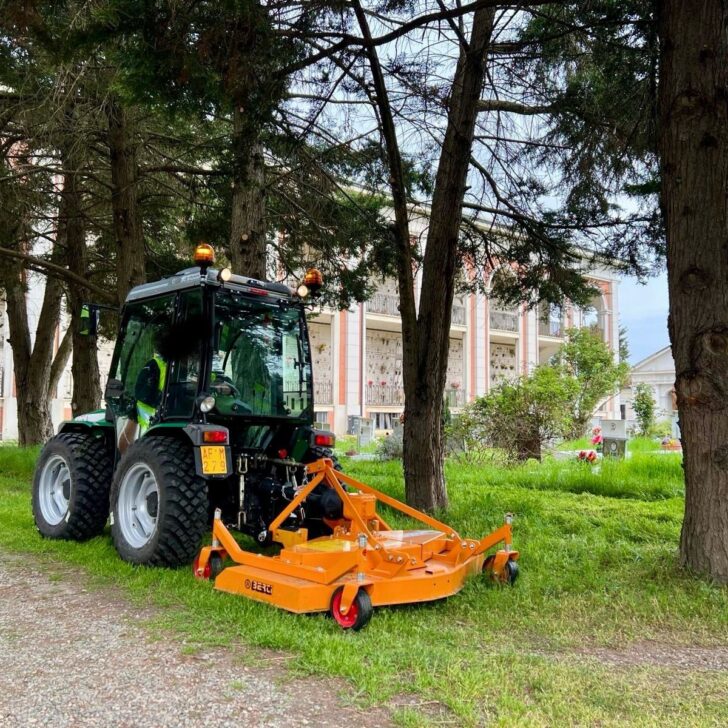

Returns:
125,267,295,303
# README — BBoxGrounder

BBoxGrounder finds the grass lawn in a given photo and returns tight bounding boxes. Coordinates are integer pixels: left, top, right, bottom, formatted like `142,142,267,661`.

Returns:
1,445,726,726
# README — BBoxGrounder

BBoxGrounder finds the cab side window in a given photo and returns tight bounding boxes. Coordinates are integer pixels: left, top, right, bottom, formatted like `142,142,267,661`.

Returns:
165,290,204,418
108,295,176,414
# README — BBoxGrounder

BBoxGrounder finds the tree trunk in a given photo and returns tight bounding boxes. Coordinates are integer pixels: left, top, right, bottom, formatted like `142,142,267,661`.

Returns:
107,98,145,302
517,434,542,462
2,262,64,446
354,2,495,511
402,7,496,511
59,137,101,416
658,0,728,581
229,106,267,280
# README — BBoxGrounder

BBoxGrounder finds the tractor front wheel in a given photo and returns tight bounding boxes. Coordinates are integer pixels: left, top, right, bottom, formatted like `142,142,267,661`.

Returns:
330,587,373,631
32,432,113,541
110,437,207,567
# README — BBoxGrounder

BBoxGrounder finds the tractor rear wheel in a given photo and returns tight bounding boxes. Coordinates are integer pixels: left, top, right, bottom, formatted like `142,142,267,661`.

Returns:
110,437,207,567
32,432,113,540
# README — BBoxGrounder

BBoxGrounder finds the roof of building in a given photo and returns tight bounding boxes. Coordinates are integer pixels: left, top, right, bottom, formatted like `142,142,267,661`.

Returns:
631,345,673,373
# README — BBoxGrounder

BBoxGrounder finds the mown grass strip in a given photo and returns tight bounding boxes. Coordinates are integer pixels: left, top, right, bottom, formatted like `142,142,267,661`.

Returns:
1,446,726,726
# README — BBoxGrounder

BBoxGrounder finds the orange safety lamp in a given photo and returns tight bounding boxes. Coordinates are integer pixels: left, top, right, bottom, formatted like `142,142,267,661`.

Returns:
194,243,215,269
297,268,323,298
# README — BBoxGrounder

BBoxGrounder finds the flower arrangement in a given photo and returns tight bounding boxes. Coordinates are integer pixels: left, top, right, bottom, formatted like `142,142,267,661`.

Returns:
577,449,598,464
591,426,603,452
661,437,681,451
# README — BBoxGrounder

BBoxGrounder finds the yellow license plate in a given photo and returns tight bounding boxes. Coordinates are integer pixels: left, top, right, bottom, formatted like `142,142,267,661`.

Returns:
200,446,228,475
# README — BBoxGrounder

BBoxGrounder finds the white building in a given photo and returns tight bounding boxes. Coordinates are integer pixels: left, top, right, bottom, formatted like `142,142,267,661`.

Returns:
620,345,677,422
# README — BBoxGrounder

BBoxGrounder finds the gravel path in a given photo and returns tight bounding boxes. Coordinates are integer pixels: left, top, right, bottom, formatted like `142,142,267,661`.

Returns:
0,555,393,728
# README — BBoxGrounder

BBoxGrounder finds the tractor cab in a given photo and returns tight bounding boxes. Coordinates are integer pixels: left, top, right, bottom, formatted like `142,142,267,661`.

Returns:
105,256,315,440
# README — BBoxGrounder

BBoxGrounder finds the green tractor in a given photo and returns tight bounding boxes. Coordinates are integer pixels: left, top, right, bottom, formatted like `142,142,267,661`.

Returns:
32,248,339,567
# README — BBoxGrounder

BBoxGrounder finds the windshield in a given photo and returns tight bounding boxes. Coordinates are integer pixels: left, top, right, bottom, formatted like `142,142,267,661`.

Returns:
211,291,312,420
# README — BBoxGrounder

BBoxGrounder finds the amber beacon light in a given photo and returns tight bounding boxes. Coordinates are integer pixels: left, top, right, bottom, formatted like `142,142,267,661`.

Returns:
297,268,323,298
194,243,215,268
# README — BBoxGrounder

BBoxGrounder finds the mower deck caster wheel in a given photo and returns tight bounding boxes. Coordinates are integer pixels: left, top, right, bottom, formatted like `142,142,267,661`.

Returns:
483,555,519,586
193,552,224,581
503,559,519,585
330,587,372,631
209,552,224,580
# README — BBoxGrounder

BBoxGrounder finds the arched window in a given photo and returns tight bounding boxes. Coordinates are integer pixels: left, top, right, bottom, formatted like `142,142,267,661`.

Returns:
581,292,607,340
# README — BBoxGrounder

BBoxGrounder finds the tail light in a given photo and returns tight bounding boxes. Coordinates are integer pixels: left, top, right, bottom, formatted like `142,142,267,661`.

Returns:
203,430,228,444
312,431,335,448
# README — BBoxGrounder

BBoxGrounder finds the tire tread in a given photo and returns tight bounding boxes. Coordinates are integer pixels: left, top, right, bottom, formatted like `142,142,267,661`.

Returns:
33,431,114,541
111,437,207,567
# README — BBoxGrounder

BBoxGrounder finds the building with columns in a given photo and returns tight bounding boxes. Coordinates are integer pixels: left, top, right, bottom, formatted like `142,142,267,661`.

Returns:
309,267,620,434
0,220,621,439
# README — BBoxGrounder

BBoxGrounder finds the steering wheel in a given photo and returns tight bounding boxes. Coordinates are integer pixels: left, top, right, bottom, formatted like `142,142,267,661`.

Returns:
210,374,241,399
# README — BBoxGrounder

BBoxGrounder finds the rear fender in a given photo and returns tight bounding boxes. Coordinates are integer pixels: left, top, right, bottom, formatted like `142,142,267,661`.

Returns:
57,412,114,451
144,422,232,479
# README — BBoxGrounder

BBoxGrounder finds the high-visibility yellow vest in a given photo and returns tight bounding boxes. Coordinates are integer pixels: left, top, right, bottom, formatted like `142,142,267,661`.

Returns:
137,354,167,435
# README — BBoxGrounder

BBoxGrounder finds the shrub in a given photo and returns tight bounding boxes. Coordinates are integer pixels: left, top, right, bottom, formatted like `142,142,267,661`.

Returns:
648,418,673,439
451,366,580,462
633,383,656,436
375,426,403,460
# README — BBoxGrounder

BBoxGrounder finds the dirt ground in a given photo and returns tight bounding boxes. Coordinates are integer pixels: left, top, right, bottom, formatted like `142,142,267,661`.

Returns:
2,551,726,728
0,553,394,728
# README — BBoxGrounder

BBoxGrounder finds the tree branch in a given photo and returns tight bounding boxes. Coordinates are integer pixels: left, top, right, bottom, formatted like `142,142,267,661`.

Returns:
0,246,116,304
477,99,555,115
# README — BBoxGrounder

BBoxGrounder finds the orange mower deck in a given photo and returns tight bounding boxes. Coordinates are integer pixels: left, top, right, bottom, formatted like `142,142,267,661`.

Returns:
194,459,519,630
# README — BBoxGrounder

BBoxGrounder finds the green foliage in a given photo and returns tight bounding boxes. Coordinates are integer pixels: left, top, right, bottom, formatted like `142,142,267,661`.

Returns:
552,327,630,438
375,426,403,461
649,418,673,439
453,329,626,461
633,382,656,436
619,324,630,362
510,1,663,275
2,448,727,726
455,366,580,462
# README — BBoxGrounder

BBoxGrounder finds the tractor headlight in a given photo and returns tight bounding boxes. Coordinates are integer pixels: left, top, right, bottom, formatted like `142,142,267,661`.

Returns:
199,395,216,413
297,284,309,298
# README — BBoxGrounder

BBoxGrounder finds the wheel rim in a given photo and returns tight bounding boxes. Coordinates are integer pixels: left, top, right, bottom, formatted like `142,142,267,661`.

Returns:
192,554,211,580
331,589,359,629
38,454,71,526
117,462,160,549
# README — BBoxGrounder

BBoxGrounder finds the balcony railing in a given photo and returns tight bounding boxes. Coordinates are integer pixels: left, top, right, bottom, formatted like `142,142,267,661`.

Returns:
368,292,465,327
489,308,519,332
368,292,400,317
314,380,333,405
366,384,405,406
539,318,564,337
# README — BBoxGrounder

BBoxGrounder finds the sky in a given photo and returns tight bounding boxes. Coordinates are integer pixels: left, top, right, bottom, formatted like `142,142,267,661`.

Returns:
618,271,670,364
